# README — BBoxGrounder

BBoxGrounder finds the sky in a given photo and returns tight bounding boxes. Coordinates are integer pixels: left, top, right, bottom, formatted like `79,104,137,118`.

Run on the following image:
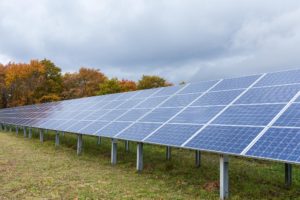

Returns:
1,0,300,84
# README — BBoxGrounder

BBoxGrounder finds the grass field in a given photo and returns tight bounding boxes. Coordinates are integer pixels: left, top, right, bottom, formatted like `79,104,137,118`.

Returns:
1,129,300,199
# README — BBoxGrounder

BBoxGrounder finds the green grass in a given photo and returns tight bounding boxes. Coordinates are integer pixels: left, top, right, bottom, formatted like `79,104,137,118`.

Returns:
1,129,300,199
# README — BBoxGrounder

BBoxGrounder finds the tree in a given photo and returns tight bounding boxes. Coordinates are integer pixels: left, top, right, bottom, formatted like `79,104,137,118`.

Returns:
98,78,122,95
0,64,7,108
62,67,107,99
137,75,172,89
119,79,137,92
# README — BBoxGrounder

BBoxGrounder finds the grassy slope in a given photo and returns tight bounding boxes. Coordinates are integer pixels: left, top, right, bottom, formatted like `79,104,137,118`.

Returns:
1,130,300,200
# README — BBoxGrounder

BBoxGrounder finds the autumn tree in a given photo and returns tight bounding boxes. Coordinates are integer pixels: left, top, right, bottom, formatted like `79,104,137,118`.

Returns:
34,59,63,102
119,79,137,92
98,78,122,95
137,75,172,89
0,64,7,108
5,60,45,106
62,67,107,99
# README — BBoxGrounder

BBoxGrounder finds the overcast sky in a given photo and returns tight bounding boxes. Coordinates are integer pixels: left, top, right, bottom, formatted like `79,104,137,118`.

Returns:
1,0,300,84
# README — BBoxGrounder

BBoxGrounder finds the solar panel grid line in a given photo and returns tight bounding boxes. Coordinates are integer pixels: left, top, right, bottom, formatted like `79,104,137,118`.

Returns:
240,91,300,155
78,87,167,135
110,83,192,138
208,123,265,128
140,79,223,142
252,82,300,89
181,73,266,147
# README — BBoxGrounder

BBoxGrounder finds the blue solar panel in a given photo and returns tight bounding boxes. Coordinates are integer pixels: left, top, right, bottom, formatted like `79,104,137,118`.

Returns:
236,84,300,104
132,88,160,99
185,125,263,154
192,90,243,106
255,69,300,87
116,99,144,109
212,104,284,126
56,120,77,131
139,108,181,122
65,120,92,133
160,93,200,108
145,124,202,146
117,122,162,141
136,96,166,108
97,122,131,137
83,110,110,120
178,80,219,94
246,128,300,162
117,109,151,122
171,106,224,124
212,75,260,91
102,100,125,109
274,104,300,127
79,121,109,134
152,85,183,97
99,109,128,121
72,111,94,120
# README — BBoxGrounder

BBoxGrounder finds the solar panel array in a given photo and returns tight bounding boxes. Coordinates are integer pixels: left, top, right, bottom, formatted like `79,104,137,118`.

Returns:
1,69,300,164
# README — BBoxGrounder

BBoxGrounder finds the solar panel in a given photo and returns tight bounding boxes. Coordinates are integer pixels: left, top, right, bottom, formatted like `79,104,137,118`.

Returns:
184,125,263,154
116,122,162,141
170,106,224,124
3,68,300,165
235,84,300,104
97,122,131,137
211,75,260,91
212,104,284,126
273,103,300,127
255,69,300,87
178,80,219,94
191,90,243,106
145,124,202,146
246,128,300,162
160,93,200,108
139,108,181,123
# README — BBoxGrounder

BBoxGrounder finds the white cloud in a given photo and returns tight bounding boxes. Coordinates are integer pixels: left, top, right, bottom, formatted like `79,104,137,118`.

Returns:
0,0,300,83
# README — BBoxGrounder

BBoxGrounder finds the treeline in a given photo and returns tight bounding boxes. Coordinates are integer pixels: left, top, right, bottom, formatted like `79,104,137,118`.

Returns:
0,59,172,108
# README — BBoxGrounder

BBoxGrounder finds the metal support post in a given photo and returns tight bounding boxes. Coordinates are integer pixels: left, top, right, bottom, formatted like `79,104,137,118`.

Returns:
166,146,171,160
220,155,229,200
55,131,60,147
285,163,292,187
111,139,117,165
23,127,27,138
97,136,101,145
136,143,143,172
39,129,44,143
77,134,83,155
28,128,32,139
125,140,129,152
195,150,201,167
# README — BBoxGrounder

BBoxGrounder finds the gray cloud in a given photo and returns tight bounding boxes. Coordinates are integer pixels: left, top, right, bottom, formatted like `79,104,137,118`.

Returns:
1,0,300,83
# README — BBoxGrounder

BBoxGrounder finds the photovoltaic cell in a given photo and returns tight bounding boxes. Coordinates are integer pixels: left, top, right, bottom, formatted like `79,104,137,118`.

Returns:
117,109,151,122
212,104,284,126
96,122,131,137
83,110,110,120
255,69,300,87
152,85,183,97
273,103,300,127
246,128,300,162
99,109,128,121
136,96,166,109
212,75,260,91
132,88,160,99
79,121,109,134
160,93,200,108
145,124,202,146
117,122,162,141
178,80,219,94
185,125,263,154
191,90,243,106
139,108,181,123
65,120,93,133
171,106,224,124
116,99,144,109
236,84,300,104
102,100,125,109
